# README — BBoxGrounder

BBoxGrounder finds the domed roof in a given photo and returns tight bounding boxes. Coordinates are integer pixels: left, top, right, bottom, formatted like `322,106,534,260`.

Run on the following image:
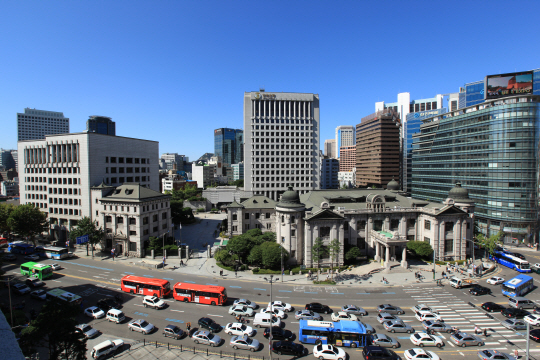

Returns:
387,179,399,191
277,186,304,209
448,183,474,203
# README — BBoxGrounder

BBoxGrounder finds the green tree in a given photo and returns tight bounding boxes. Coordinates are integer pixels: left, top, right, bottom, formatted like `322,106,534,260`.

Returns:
7,204,48,247
406,241,433,258
214,248,238,267
69,217,104,257
479,231,503,259
328,238,341,280
312,237,327,281
170,200,184,225
233,179,244,187
260,241,289,269
226,235,253,262
0,203,15,236
247,245,263,265
345,247,362,263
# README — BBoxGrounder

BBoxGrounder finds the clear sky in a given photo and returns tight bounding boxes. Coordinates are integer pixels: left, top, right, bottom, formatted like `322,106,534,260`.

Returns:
1,1,539,161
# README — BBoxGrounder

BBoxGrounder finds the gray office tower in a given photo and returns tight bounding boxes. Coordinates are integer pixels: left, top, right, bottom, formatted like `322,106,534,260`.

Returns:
17,108,69,141
87,115,116,135
243,91,320,201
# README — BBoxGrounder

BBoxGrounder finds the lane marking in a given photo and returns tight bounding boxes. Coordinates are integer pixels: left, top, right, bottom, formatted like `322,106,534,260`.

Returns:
230,286,242,289
170,310,184,313
208,314,223,317
183,280,196,283
124,272,135,274
163,278,174,281
254,288,266,291
279,290,292,293
206,283,218,286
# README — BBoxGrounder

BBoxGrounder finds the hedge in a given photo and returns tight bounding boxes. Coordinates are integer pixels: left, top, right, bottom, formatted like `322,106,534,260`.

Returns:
312,280,337,285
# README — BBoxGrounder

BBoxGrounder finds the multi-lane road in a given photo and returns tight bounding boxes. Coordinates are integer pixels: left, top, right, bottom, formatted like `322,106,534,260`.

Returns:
4,251,540,360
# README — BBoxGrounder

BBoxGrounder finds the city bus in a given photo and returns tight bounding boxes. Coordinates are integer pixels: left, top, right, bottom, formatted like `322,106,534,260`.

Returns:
34,246,69,260
46,288,83,305
298,320,368,348
8,241,35,255
20,262,53,280
502,274,534,297
490,251,531,273
120,275,171,298
172,282,227,306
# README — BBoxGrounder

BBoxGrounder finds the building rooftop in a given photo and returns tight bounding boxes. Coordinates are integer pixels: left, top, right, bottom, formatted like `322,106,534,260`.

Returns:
93,183,169,202
17,131,158,144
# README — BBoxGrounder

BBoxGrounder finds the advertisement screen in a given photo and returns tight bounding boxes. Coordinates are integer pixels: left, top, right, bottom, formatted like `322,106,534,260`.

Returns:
486,71,533,99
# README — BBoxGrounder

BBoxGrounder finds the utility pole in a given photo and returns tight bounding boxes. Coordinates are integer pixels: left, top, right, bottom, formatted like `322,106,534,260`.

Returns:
264,275,279,360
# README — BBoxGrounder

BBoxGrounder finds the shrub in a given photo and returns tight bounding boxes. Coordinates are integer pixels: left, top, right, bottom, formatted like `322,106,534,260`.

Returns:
197,208,205,212
406,241,433,258
252,267,259,273
211,208,219,212
313,280,336,285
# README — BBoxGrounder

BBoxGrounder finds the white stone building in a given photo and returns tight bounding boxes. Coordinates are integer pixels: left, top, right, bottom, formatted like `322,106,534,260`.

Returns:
338,169,356,188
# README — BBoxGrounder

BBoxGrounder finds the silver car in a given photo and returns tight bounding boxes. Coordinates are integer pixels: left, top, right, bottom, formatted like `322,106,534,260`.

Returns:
502,319,527,331
450,332,484,347
377,312,401,324
233,299,258,309
192,330,221,347
295,310,322,320
230,335,260,352
371,333,399,349
341,305,367,316
422,320,453,333
377,304,404,315
358,321,374,334
229,305,255,317
383,320,414,333
128,319,155,335
75,324,99,339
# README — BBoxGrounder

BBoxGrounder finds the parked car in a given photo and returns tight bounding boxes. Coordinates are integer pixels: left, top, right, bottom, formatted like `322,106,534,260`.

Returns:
271,341,306,356
228,305,255,317
24,254,39,261
198,317,222,332
371,333,399,349
415,311,442,322
450,332,483,347
97,297,121,312
50,263,62,271
341,304,367,316
482,302,505,312
224,323,255,337
502,319,527,331
502,308,529,319
470,285,491,296
422,320,453,333
477,349,517,360
192,330,221,347
404,348,440,360
230,335,259,352
377,313,401,324
263,326,293,341
358,321,374,334
162,325,185,339
530,329,540,343
410,332,444,348
12,283,31,295
377,304,404,315
25,277,44,288
268,300,293,312
295,309,322,321
128,319,155,334
90,339,124,359
524,314,540,326
234,299,258,309
84,306,105,319
260,307,285,319
486,277,505,285
143,295,166,309
75,324,99,339
331,311,358,322
411,305,438,314
305,302,332,314
384,320,414,333
30,289,47,300
3,253,16,261
362,345,400,360
313,344,346,360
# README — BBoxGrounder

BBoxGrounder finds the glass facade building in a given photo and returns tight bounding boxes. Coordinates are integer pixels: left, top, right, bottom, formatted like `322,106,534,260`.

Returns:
214,128,242,166
87,116,115,136
412,95,540,244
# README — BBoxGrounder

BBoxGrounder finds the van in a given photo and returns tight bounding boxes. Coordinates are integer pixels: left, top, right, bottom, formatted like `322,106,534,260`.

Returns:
508,296,535,309
106,309,125,324
253,313,281,328
91,339,124,359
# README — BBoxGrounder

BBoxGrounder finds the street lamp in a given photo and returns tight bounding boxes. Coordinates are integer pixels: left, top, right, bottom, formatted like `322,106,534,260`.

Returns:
263,275,279,360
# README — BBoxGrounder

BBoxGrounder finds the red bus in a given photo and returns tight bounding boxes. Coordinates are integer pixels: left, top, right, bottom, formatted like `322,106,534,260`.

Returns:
120,275,171,298
172,282,227,306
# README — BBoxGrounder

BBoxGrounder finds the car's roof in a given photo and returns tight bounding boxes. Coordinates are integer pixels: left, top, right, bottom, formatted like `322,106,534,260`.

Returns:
229,322,242,327
165,324,179,330
195,330,210,336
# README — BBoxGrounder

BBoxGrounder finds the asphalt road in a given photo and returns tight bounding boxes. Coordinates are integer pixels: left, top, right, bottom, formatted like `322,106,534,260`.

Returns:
4,250,540,360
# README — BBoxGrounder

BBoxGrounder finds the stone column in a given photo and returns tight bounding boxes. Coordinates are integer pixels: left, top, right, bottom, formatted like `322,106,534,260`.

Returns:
401,246,408,268
384,245,390,269
455,220,461,260
439,221,445,261
375,241,380,261
432,219,439,261
401,216,407,237
338,223,344,266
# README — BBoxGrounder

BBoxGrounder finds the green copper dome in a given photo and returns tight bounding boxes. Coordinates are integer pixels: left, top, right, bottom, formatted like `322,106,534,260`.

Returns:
387,179,399,191
448,183,474,203
277,186,304,209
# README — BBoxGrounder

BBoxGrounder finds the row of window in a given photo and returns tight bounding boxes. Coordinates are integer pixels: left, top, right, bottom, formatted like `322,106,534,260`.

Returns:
50,198,80,205
254,137,314,144
254,131,313,137
106,167,148,174
49,187,80,195
254,170,311,175
254,183,312,188
106,157,149,164
25,167,79,174
253,163,316,169
104,176,149,184
253,119,313,124
48,208,80,216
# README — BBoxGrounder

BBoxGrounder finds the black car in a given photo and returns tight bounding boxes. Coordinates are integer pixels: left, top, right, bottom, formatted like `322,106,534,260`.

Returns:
533,306,540,315
264,326,293,341
470,286,491,296
305,302,332,314
530,329,540,343
272,341,306,356
3,253,16,261
198,317,221,332
502,308,529,318
482,302,505,312
513,253,526,260
362,345,399,360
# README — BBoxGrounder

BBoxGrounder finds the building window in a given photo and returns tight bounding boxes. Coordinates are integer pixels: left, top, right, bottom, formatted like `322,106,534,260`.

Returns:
143,229,149,235
162,224,167,229
265,213,270,219
373,220,383,231
143,217,148,225
390,219,399,231
117,217,124,224
129,241,137,251
408,219,416,228
424,237,431,242
343,222,349,231
153,214,158,222
357,237,366,249
162,213,167,219
424,220,431,230
291,229,296,236
245,213,250,220
129,218,136,225
320,226,330,237
232,214,237,221
266,223,271,229
105,216,112,223
445,239,453,253
245,224,250,230
153,226,158,232
232,226,237,232
291,250,296,258
129,231,136,235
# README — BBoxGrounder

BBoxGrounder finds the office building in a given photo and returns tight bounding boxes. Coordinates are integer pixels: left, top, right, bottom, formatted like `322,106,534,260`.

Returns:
192,164,215,189
339,145,356,172
412,91,540,244
214,128,243,166
160,153,186,172
86,115,116,136
18,132,159,241
17,108,69,141
321,158,339,189
335,125,355,158
1,180,19,196
324,139,336,158
243,91,320,201
356,109,401,188
0,149,16,170
232,162,244,181
338,169,356,188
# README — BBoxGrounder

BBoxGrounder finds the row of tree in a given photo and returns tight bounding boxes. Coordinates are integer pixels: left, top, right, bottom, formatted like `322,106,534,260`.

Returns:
0,203,48,246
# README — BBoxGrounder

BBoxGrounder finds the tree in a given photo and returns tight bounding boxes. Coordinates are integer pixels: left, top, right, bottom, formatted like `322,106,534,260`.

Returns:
226,235,253,262
328,238,341,280
7,204,48,247
214,248,238,267
170,200,184,225
0,203,15,237
247,245,263,265
345,247,362,263
479,231,503,259
260,241,288,269
406,241,433,258
312,237,327,280
69,217,104,257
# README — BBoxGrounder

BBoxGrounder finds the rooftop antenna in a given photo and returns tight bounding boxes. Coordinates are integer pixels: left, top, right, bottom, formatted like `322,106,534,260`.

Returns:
260,86,265,92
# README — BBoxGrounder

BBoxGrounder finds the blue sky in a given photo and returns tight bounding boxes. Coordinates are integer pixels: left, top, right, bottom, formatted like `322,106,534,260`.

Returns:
1,1,539,161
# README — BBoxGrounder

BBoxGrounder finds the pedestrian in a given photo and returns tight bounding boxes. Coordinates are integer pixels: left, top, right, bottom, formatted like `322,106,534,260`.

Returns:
220,269,223,276
514,349,519,358
235,269,237,278
180,259,184,266
483,328,488,337
186,322,191,331
474,326,479,335
308,270,312,279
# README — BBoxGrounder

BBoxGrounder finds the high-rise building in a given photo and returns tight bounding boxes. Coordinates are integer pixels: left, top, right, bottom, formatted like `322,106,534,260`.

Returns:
214,128,243,166
321,158,339,189
339,145,356,172
324,139,336,158
335,125,355,158
17,108,69,141
356,109,400,188
87,115,116,135
243,91,320,201
232,162,244,181
18,132,159,240
160,153,186,171
235,130,244,164
0,149,16,170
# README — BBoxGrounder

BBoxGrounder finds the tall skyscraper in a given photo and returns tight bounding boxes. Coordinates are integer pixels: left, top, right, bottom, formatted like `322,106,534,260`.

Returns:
160,153,186,171
243,90,320,201
335,125,355,158
87,115,116,135
214,128,243,166
0,149,16,170
339,145,356,172
17,108,69,141
324,139,336,158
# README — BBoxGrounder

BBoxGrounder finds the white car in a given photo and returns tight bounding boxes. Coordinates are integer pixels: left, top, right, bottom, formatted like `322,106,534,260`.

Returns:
412,305,438,314
415,311,442,322
486,277,505,285
268,300,293,312
313,344,346,360
24,254,40,261
84,306,105,319
524,314,540,326
233,299,258,309
410,332,444,348
260,307,285,319
50,263,62,271
404,348,440,360
224,322,255,337
331,311,358,322
143,295,166,309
